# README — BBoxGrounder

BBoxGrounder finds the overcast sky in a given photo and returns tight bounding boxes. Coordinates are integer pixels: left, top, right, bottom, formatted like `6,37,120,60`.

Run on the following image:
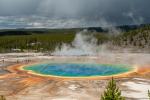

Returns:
0,0,149,28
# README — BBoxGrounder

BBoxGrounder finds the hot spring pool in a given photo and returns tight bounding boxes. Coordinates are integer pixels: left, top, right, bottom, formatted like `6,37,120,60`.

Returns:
23,63,133,77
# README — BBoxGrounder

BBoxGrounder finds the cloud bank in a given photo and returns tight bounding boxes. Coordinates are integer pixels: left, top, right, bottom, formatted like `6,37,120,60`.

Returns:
0,0,150,28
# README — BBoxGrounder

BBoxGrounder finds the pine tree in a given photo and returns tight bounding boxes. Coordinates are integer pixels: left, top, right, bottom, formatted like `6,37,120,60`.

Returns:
101,78,125,100
148,90,150,100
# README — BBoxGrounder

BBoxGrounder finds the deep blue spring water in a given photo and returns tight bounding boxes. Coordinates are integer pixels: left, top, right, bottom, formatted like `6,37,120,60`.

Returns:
23,63,132,77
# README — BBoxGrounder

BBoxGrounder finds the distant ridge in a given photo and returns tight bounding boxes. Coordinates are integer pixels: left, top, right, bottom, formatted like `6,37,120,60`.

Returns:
0,24,149,36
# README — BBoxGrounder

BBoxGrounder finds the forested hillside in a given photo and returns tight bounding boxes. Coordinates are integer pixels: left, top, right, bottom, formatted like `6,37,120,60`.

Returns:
0,25,150,53
0,33,75,52
113,25,150,49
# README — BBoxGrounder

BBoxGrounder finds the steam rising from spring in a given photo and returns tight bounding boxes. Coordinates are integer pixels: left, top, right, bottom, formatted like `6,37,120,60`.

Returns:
52,30,99,56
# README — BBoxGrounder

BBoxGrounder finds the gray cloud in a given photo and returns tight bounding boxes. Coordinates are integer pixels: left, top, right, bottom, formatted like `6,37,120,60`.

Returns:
0,0,150,28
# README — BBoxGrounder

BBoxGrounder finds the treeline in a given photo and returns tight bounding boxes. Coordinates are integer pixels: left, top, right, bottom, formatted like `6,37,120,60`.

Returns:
0,33,75,52
0,25,150,53
0,28,80,36
0,29,82,52
0,24,144,36
113,25,150,49
0,29,109,53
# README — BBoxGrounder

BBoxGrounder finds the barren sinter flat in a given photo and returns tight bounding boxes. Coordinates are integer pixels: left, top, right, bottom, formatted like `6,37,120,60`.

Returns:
0,53,150,100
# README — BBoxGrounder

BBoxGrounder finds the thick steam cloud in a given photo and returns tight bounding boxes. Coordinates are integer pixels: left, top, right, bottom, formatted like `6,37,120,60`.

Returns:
52,30,110,56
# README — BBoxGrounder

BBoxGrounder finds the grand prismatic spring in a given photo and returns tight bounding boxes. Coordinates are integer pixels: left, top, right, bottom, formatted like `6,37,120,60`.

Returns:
22,63,133,78
0,0,150,99
0,53,150,100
